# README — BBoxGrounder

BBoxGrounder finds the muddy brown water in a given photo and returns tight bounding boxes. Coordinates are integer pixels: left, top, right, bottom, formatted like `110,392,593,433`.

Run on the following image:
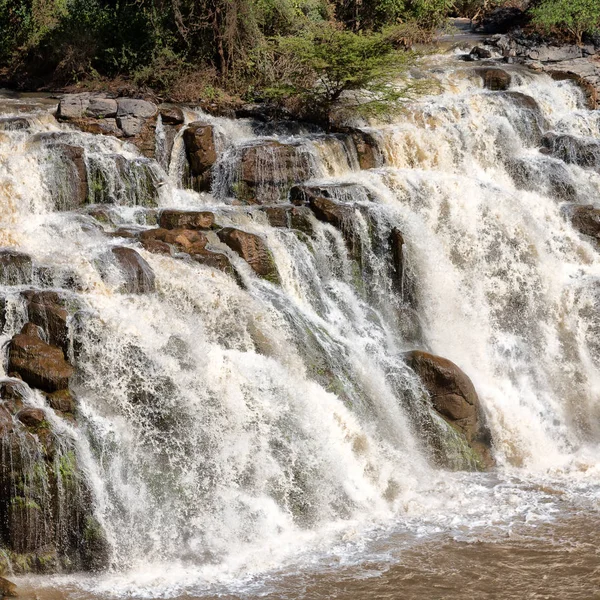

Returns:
17,509,600,600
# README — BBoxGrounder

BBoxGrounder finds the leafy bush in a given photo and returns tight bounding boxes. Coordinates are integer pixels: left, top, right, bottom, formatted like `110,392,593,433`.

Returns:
262,23,428,126
531,0,600,44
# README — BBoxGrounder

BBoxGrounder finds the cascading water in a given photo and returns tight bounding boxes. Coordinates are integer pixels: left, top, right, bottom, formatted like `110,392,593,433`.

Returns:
0,55,599,598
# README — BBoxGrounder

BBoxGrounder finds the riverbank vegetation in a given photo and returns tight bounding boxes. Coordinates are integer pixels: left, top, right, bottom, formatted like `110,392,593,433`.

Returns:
0,0,598,106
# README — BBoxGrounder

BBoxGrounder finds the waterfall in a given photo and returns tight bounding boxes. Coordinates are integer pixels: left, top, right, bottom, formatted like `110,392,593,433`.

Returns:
0,56,599,596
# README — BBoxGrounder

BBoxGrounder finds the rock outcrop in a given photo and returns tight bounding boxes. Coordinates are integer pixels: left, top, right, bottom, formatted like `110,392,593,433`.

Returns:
8,323,74,393
57,94,159,158
476,67,512,91
0,250,33,285
485,35,600,108
140,227,233,273
570,205,600,243
405,351,494,469
183,122,218,191
234,141,316,204
217,228,279,282
111,247,156,294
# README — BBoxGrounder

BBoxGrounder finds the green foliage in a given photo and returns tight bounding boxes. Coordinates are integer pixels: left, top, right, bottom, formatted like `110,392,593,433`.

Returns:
263,23,427,125
531,0,600,44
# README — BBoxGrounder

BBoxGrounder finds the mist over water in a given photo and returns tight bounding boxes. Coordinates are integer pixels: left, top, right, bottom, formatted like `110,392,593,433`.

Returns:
1,56,600,598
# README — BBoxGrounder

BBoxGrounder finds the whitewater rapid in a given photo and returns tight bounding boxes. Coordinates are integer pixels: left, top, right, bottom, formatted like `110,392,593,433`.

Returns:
1,54,599,597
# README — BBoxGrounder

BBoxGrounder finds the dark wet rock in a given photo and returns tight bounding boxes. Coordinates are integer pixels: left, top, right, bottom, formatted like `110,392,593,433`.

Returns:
0,403,109,573
0,250,33,285
140,228,233,273
476,67,511,91
506,156,577,201
111,247,156,294
541,133,600,170
109,227,143,239
470,46,493,59
8,323,74,393
159,104,185,125
40,143,89,211
549,71,598,110
335,128,381,170
23,291,70,354
570,205,600,242
159,210,215,230
183,122,217,191
217,228,279,282
235,141,315,204
389,228,405,294
497,92,548,143
16,407,46,428
259,205,314,235
0,117,29,131
44,389,76,413
87,154,160,207
404,350,494,468
291,184,364,258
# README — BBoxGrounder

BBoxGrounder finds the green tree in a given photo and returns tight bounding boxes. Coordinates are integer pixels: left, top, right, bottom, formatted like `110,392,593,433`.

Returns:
263,23,427,126
531,0,600,45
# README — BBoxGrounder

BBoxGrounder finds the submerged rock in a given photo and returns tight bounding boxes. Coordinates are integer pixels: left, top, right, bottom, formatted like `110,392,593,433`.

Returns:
217,228,279,282
541,133,600,170
476,67,511,91
0,250,33,285
235,141,316,204
405,350,494,469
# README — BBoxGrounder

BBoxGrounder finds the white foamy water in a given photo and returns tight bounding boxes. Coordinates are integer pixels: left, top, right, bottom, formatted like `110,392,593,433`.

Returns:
0,56,599,598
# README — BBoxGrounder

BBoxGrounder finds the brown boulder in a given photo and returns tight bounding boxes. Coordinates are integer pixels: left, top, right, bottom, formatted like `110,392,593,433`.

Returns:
476,67,511,91
111,247,156,294
140,228,233,273
217,228,279,282
405,350,493,467
237,141,315,204
347,129,381,170
570,205,600,242
159,104,185,125
260,205,314,235
45,389,76,413
183,122,217,191
23,291,69,354
159,210,215,230
16,407,46,428
8,324,74,393
541,133,600,169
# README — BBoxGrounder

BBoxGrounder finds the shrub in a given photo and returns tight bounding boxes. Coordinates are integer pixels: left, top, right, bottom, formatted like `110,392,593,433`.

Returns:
530,0,600,45
261,23,429,126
